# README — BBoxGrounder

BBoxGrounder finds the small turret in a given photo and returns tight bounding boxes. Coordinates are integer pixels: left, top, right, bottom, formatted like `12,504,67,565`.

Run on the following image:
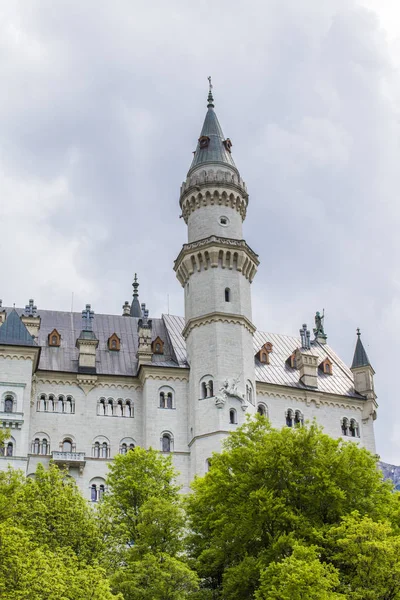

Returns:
351,329,377,422
76,304,98,374
130,274,141,317
21,299,41,339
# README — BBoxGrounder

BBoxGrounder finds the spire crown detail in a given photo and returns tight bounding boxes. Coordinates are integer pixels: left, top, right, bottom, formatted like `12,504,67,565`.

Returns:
351,329,372,369
130,273,142,317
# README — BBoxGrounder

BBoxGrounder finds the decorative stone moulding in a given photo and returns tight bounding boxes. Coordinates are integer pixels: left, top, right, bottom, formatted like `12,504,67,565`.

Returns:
174,235,259,287
180,188,248,223
182,312,256,339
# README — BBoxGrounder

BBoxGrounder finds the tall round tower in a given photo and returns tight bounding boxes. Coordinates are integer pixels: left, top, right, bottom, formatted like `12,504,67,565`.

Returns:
174,86,259,478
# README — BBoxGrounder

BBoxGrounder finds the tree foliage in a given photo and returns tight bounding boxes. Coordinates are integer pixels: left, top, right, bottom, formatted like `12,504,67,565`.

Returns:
100,447,198,599
186,416,394,598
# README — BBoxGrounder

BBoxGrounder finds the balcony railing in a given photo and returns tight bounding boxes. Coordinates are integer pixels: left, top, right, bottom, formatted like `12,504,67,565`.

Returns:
51,451,86,473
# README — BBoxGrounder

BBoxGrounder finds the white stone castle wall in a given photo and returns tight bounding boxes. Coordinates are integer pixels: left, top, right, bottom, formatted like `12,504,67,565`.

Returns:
187,204,243,242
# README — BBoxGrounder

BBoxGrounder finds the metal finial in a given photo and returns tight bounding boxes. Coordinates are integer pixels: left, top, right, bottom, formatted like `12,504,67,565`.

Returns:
357,328,361,337
207,76,214,108
132,273,139,298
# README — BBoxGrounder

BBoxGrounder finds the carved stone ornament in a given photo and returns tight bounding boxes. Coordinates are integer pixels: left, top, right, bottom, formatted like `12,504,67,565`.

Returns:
215,377,248,410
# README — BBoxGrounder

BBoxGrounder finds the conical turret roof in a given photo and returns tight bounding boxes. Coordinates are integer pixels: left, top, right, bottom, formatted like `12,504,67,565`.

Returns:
188,90,238,176
351,329,372,369
130,274,142,318
0,309,36,346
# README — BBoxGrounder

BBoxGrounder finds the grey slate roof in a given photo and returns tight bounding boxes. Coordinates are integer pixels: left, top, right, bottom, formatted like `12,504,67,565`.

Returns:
4,308,361,399
0,309,36,347
188,106,238,176
351,334,372,369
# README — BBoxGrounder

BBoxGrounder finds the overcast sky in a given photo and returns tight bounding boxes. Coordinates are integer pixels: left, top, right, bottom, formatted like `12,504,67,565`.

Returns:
1,0,399,462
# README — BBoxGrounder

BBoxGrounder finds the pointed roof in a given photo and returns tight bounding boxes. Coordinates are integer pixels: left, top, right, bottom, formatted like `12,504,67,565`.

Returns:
188,89,238,177
351,329,372,369
0,309,36,347
130,273,141,317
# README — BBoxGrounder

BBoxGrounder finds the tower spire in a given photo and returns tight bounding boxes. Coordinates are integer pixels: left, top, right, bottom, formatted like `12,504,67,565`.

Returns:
351,328,372,369
207,76,214,108
130,273,142,317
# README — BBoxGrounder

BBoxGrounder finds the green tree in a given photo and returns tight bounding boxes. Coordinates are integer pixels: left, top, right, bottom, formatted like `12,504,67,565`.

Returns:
255,544,345,600
326,512,400,599
186,416,392,598
17,462,102,562
100,447,198,599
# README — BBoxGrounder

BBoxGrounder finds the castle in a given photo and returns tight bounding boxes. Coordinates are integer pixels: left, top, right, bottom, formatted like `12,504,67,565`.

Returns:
0,88,378,500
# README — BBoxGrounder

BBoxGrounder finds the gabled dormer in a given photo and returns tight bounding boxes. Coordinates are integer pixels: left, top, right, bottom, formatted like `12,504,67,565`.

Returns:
108,333,121,351
151,336,164,355
48,328,61,347
319,357,333,375
256,342,273,365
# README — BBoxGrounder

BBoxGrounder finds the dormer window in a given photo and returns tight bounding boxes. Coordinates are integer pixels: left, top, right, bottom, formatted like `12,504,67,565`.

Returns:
320,358,333,375
48,329,61,347
223,138,232,152
288,352,297,369
199,136,210,149
256,342,273,365
108,333,121,351
151,336,164,355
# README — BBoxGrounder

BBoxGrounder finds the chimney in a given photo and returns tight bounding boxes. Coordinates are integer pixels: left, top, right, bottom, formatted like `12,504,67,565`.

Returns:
296,323,318,388
76,304,98,373
136,303,153,366
21,299,41,338
122,301,130,316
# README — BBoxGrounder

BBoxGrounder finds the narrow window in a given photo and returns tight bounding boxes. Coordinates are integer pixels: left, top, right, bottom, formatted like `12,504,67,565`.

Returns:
120,443,127,455
286,410,294,427
58,397,64,412
257,404,266,417
162,434,171,453
229,409,237,424
129,443,135,452
99,399,106,415
201,382,207,399
52,335,58,345
91,484,97,502
6,442,13,457
107,400,113,416
93,442,100,458
99,484,105,500
294,410,303,426
167,393,173,409
155,343,161,352
48,395,54,412
341,418,349,436
117,400,123,417
125,401,133,417
225,288,230,302
209,380,214,397
101,442,108,458
4,397,13,413
206,458,212,472
33,438,40,454
160,392,165,408
41,439,48,455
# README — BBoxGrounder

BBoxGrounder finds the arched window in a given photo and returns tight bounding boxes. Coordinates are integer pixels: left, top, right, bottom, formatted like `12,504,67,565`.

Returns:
48,395,54,412
65,397,73,414
125,400,133,418
38,394,46,411
209,380,214,397
4,397,13,413
246,381,254,405
120,443,127,455
91,484,97,502
167,393,173,409
101,442,108,458
99,399,106,416
6,442,13,457
201,382,207,399
62,439,72,453
225,288,231,302
257,403,268,417
93,442,100,458
33,438,40,454
107,399,113,416
52,335,58,345
286,409,294,427
162,434,171,453
160,392,165,408
205,458,212,473
99,484,105,500
341,418,349,436
294,410,303,426
41,439,48,455
349,419,360,438
229,408,237,424
111,339,117,349
58,396,64,413
200,377,214,399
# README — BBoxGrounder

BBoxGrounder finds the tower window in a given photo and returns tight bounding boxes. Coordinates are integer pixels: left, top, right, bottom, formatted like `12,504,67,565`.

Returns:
225,288,231,302
219,216,229,226
229,408,237,424
4,396,13,413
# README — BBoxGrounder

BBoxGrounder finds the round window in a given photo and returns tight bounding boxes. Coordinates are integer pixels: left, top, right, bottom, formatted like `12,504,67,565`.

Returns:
219,216,229,227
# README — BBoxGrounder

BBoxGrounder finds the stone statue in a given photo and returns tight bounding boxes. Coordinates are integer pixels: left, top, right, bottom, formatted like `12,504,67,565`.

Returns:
313,310,327,341
215,376,247,409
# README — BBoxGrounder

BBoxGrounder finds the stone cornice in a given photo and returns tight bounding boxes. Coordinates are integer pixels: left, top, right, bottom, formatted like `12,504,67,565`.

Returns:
138,365,189,385
182,312,256,339
0,345,41,372
35,371,142,394
180,184,248,223
256,382,365,412
175,235,259,286
188,429,231,447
